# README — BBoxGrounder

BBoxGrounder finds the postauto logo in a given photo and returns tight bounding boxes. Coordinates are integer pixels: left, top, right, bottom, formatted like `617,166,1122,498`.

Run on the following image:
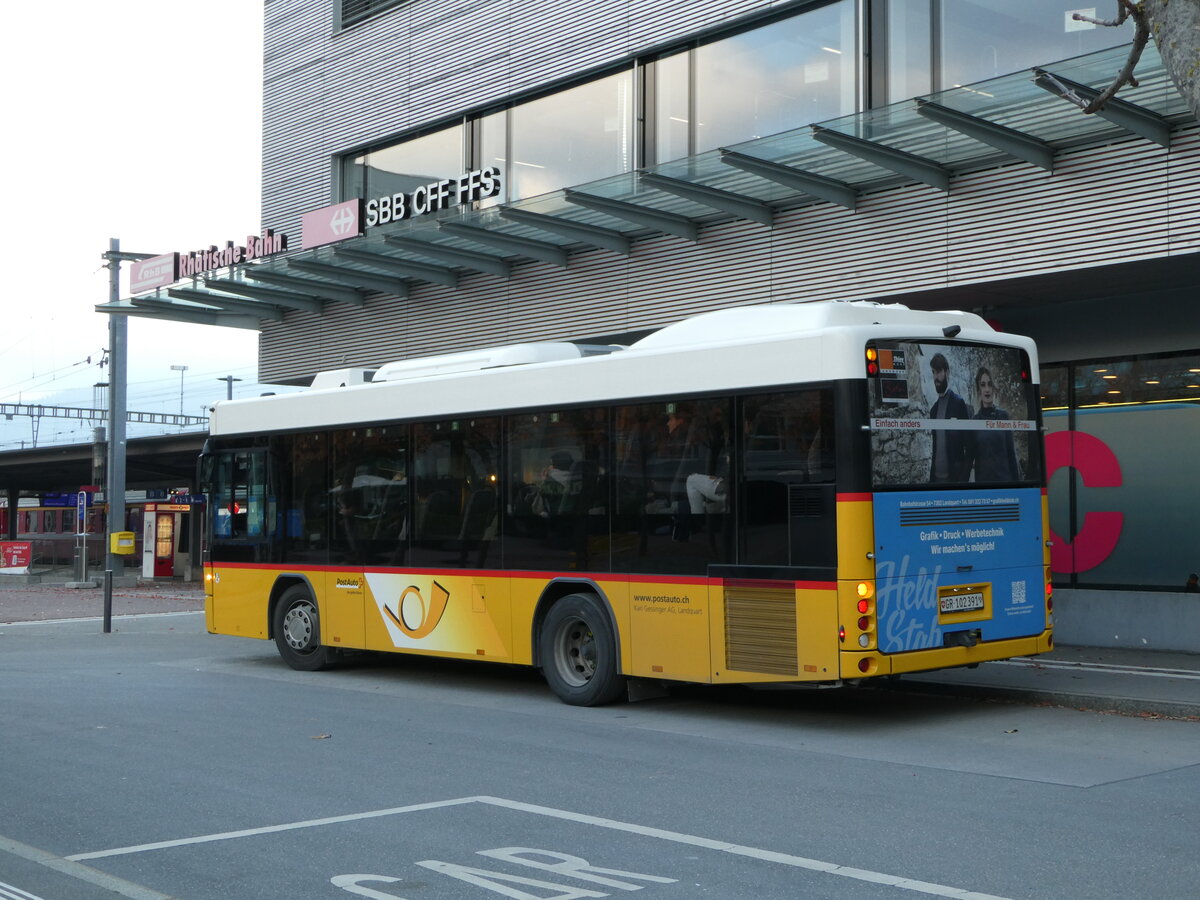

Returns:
373,579,451,642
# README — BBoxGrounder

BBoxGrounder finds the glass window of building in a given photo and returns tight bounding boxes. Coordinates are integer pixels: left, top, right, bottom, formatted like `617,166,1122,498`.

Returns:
344,123,464,201
692,0,857,154
508,69,635,200
340,1,406,30
939,1,1132,89
652,51,692,163
477,110,508,206
884,0,933,104
1042,353,1200,590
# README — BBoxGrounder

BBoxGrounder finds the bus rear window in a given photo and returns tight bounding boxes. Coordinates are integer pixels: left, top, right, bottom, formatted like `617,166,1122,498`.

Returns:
867,340,1040,489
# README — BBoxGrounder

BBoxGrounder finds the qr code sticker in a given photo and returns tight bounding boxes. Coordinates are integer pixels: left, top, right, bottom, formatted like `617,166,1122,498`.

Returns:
1012,580,1027,605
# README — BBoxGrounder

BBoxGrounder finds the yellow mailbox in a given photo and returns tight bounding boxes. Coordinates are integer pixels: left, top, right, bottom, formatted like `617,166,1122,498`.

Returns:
110,531,136,555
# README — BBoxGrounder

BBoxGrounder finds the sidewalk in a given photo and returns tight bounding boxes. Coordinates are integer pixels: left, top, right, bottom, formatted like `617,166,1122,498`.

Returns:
0,579,204,623
1,581,1196,719
876,644,1200,720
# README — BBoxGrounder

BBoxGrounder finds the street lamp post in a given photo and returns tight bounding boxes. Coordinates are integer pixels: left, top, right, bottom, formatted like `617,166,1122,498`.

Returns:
217,375,243,400
170,365,188,415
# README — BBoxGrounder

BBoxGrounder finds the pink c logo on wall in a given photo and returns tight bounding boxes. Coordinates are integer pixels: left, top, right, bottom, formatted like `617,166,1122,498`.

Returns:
1045,430,1123,573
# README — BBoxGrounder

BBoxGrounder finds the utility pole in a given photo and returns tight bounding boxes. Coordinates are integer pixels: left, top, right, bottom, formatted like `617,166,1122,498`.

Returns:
216,375,243,400
101,239,157,631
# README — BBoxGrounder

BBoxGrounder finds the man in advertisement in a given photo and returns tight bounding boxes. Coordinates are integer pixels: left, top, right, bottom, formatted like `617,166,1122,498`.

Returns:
928,352,972,482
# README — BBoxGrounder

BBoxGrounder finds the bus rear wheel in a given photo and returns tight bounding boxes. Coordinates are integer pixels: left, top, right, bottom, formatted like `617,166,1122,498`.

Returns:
273,586,334,671
539,593,625,706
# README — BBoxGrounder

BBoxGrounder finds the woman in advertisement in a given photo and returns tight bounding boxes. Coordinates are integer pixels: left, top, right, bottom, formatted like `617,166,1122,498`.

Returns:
972,365,1021,482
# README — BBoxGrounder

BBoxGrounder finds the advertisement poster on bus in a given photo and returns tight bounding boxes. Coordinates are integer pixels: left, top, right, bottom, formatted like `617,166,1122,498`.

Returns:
866,341,1046,653
867,341,1038,488
871,488,1045,652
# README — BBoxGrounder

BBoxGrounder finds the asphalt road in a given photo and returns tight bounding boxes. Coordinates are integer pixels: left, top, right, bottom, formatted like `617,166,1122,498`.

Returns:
1,610,1198,900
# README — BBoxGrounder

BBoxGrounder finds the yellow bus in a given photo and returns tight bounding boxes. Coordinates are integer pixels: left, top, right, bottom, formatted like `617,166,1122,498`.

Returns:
201,301,1052,704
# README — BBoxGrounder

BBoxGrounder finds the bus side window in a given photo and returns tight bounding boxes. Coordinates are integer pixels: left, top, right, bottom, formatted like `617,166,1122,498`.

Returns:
410,418,500,569
211,450,271,542
505,406,611,573
739,390,836,570
613,397,732,575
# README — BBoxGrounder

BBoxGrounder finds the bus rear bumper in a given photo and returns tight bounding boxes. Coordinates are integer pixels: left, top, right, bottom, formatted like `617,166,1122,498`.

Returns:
841,629,1053,678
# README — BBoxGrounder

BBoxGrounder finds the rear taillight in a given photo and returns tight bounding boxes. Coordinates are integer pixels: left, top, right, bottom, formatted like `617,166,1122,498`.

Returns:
855,582,876,649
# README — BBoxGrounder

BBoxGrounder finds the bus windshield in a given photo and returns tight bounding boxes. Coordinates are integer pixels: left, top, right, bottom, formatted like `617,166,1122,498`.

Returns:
867,340,1040,489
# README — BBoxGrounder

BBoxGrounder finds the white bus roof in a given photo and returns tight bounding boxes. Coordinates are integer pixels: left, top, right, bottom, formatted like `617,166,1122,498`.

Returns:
209,301,1036,437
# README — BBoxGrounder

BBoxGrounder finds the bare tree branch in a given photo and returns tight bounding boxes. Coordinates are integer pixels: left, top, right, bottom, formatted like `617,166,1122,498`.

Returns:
1065,1,1151,113
1037,71,1090,110
1072,0,1134,29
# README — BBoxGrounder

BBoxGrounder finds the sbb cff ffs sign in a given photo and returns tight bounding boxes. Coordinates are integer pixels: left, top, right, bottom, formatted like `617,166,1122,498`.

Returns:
300,167,503,250
366,166,501,226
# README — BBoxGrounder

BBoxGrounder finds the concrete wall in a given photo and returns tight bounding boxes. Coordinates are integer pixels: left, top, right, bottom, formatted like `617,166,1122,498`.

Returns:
1054,589,1200,653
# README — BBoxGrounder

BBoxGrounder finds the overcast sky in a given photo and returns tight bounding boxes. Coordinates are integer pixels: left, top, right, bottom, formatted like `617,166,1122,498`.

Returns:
0,2,268,450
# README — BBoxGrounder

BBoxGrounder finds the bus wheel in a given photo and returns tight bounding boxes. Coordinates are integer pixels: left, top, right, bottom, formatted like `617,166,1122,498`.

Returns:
273,586,333,672
540,593,625,706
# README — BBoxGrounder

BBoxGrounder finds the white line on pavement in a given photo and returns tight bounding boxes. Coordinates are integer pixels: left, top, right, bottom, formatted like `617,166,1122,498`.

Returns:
999,657,1200,681
67,795,1011,899
0,878,45,900
474,796,1010,900
66,797,477,861
0,834,170,900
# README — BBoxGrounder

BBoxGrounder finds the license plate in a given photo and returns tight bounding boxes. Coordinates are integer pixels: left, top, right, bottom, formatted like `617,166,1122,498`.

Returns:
939,592,984,614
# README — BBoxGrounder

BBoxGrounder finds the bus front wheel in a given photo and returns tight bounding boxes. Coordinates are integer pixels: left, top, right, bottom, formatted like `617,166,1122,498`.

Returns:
273,586,334,672
539,593,625,706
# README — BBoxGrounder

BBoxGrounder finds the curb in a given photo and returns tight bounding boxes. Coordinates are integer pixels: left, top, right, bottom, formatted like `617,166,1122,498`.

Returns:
871,678,1200,720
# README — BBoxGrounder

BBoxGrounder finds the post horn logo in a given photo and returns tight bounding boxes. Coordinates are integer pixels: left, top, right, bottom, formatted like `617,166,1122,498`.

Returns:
383,581,450,639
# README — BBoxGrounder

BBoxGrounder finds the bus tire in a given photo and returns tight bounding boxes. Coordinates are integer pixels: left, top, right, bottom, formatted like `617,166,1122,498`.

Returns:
273,585,334,672
539,593,625,706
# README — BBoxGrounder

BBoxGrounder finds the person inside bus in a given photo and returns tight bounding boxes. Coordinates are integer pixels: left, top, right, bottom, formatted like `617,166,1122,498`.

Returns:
683,412,729,516
642,404,690,515
928,352,973,483
972,365,1021,482
533,450,576,518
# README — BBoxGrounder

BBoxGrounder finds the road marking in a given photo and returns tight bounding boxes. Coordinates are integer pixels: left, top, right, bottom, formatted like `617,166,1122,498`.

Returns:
68,796,1010,899
472,797,1010,900
1000,657,1200,681
66,797,477,861
0,878,45,900
0,834,169,900
0,610,203,627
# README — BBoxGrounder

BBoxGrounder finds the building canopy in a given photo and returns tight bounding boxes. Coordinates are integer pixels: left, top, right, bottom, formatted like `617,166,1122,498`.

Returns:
97,43,1193,330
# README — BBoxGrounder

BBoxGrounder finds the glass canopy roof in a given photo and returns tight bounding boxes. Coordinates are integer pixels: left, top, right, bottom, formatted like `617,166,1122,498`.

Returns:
99,42,1193,328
